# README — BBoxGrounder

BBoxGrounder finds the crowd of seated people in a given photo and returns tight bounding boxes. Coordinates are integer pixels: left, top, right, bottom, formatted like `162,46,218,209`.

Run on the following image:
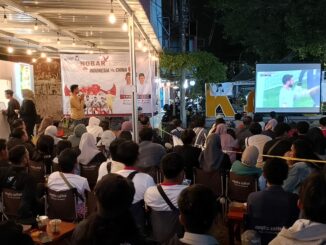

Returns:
0,112,325,245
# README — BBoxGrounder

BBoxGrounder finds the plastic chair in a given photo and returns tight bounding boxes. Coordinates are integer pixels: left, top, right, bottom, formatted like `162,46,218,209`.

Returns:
80,164,99,189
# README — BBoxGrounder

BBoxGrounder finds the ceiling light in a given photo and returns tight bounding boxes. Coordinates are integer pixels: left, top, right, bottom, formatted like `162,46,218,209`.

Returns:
41,52,46,58
183,80,189,89
190,80,196,86
32,58,37,63
108,0,116,24
46,57,52,62
26,49,32,55
34,19,38,31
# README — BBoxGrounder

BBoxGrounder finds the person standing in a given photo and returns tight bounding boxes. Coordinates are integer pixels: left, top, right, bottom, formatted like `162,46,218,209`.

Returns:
2,90,20,130
70,84,85,126
20,89,37,137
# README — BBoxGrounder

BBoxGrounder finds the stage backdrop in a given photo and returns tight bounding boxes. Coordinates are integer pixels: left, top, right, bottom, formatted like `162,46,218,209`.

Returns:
61,53,154,115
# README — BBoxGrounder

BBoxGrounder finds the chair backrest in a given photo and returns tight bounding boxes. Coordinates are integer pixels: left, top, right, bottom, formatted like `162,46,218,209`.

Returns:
150,210,181,243
227,172,257,202
80,164,99,189
28,160,45,183
46,188,77,222
139,166,162,184
2,188,23,218
193,167,224,197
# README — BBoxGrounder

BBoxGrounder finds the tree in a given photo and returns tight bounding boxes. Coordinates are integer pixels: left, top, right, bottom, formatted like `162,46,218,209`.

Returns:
210,0,326,62
160,51,226,83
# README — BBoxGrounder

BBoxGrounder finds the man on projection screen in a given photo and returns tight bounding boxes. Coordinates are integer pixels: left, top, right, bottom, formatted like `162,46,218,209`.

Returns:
279,74,319,108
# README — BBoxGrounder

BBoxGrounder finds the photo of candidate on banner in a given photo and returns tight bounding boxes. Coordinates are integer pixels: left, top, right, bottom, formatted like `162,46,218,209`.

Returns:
61,53,154,115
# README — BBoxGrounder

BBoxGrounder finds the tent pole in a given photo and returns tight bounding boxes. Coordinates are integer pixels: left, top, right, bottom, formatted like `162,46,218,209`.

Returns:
129,13,139,143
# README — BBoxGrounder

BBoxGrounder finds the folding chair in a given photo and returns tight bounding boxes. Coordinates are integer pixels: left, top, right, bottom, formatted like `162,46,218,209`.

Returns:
1,188,23,221
150,210,181,244
226,172,258,203
139,166,163,184
80,164,99,189
46,188,78,222
28,160,45,183
193,167,226,217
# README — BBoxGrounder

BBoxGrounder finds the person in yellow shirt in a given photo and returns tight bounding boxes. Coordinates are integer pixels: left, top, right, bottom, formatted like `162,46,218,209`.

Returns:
70,84,85,126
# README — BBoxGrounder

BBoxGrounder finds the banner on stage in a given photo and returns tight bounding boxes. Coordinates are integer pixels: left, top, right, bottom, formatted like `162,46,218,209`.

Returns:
61,53,154,115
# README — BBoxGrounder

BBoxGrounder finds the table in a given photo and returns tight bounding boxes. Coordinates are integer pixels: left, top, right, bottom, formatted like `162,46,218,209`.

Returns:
227,203,246,245
28,221,76,244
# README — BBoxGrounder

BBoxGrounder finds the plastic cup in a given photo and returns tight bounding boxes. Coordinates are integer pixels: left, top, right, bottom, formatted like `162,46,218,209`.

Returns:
49,219,62,234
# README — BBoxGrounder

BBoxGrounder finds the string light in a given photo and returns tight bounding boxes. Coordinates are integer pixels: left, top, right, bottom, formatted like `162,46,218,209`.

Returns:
122,12,128,32
72,38,76,46
7,40,14,53
108,0,116,24
41,52,46,58
46,57,52,62
34,18,38,31
32,58,37,63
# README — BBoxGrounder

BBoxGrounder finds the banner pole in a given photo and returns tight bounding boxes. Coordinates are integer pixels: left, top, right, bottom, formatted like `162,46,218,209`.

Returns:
129,13,138,143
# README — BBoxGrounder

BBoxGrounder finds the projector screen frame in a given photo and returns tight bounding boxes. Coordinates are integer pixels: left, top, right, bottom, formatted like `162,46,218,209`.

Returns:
255,63,322,114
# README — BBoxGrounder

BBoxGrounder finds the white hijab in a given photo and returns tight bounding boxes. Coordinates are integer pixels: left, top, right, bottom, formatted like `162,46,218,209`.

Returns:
86,117,103,138
44,125,61,145
78,133,100,165
97,130,116,151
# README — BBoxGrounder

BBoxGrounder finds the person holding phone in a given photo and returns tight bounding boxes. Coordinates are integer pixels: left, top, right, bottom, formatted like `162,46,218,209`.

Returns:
70,84,85,126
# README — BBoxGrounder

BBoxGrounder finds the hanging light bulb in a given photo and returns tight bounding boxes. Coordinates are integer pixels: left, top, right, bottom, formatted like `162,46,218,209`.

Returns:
72,38,76,46
108,0,116,24
57,32,60,45
41,52,46,58
26,49,32,55
46,57,52,62
122,12,128,32
32,58,37,63
3,7,7,24
7,46,14,53
34,18,38,31
142,44,148,52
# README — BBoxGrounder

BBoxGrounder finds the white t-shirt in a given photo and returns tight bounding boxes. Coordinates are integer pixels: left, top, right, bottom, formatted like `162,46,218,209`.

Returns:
116,169,155,204
246,134,272,165
144,184,187,211
47,171,90,203
137,83,151,95
97,159,125,182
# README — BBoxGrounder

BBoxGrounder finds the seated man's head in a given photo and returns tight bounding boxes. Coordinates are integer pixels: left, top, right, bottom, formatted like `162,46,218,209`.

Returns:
249,122,262,135
297,121,310,135
58,148,79,173
109,138,126,161
119,131,133,141
178,184,218,234
95,173,135,217
9,145,29,167
0,139,8,161
37,135,54,155
161,153,184,184
263,158,288,186
181,129,196,145
299,172,326,224
56,140,72,156
273,123,291,138
319,117,326,128
139,128,153,142
115,141,139,167
10,128,29,142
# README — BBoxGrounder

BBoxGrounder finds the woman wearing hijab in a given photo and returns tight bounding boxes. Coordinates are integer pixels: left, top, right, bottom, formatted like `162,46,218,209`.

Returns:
86,117,103,139
78,133,106,165
215,124,238,163
97,130,116,158
199,134,231,172
37,116,53,137
20,89,37,137
230,146,262,176
44,125,61,145
68,124,87,148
